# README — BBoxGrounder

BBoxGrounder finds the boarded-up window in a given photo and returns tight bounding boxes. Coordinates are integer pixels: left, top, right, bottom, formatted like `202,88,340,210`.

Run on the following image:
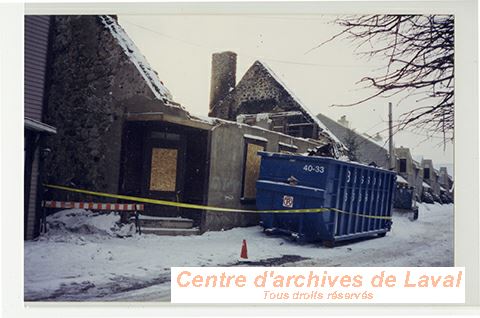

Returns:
150,148,177,191
242,142,265,199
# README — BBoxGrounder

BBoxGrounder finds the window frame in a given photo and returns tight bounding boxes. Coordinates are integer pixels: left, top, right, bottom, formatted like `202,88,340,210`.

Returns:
240,137,267,204
399,158,407,173
424,167,431,179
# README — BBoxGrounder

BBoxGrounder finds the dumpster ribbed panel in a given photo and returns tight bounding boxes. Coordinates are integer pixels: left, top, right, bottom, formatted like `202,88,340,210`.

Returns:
366,169,375,231
333,165,344,236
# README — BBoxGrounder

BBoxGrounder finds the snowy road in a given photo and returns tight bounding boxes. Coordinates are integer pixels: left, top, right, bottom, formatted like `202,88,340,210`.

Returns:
24,203,453,301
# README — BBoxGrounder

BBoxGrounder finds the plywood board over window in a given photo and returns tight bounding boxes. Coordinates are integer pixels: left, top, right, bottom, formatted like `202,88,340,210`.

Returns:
150,148,178,192
243,142,265,199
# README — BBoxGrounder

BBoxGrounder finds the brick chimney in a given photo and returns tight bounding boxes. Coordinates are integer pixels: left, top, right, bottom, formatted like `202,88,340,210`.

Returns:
209,51,237,118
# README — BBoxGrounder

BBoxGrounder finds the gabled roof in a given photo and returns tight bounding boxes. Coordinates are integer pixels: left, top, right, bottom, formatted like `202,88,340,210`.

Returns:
362,133,389,150
255,61,344,147
99,15,175,105
422,181,431,189
412,159,421,168
397,175,409,184
316,113,389,168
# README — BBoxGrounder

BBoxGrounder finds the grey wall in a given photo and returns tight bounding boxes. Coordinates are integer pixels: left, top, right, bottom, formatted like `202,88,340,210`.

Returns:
204,121,318,231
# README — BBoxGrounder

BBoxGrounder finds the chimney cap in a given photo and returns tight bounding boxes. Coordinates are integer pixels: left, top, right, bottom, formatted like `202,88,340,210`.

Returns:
213,51,237,57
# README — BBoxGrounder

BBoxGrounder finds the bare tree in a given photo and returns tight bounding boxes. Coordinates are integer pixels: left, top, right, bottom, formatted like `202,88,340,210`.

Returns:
315,15,454,140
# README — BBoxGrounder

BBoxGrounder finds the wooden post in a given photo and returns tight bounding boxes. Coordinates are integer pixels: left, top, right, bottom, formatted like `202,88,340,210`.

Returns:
135,210,141,235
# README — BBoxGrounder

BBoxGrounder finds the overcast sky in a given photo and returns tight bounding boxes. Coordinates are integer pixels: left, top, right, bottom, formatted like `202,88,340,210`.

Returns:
118,14,454,170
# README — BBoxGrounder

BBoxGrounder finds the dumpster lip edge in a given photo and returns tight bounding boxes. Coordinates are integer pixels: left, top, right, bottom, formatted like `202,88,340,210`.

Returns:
258,151,397,175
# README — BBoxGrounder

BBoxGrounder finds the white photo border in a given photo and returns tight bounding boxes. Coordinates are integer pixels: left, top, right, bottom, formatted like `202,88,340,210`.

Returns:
1,0,478,316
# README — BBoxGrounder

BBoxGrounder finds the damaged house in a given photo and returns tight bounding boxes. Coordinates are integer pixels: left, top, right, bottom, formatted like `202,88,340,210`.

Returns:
209,52,342,151
29,15,342,238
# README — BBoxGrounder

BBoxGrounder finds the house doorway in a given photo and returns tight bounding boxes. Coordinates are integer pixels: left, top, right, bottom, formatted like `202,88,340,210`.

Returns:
142,130,186,215
120,120,210,227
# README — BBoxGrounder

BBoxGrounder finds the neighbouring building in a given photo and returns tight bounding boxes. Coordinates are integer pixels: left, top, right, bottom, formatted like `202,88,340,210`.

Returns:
394,147,424,199
316,114,390,168
24,15,57,239
421,159,440,195
439,167,454,194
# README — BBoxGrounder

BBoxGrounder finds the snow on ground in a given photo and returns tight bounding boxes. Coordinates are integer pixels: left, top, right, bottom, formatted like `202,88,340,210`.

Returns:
24,202,453,301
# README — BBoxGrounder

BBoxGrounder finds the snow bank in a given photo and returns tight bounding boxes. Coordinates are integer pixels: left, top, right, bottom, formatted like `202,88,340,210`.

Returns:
42,209,135,241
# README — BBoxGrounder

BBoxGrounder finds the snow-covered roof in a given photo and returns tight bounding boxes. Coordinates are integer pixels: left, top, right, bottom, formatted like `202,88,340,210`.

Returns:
257,60,344,148
422,182,431,189
243,134,268,143
413,155,424,163
362,133,389,151
412,159,421,169
279,141,298,149
396,175,408,184
99,15,174,104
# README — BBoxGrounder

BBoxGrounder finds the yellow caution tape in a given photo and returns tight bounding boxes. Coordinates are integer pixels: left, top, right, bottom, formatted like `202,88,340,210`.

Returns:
43,184,392,220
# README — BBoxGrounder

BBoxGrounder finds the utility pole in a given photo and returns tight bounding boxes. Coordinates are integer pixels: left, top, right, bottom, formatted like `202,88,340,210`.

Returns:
388,102,395,170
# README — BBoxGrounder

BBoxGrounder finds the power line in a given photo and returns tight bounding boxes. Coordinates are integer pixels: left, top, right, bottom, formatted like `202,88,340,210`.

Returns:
121,18,206,49
120,18,380,69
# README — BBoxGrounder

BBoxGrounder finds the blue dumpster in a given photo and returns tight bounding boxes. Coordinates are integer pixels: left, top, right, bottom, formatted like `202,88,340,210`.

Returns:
256,152,396,245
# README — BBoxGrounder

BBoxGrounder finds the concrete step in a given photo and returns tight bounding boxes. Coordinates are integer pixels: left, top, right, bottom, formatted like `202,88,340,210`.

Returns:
140,227,200,236
132,215,194,229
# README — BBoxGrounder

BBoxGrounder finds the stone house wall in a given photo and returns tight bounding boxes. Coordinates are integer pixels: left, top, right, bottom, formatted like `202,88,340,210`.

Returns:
42,15,170,199
211,61,303,121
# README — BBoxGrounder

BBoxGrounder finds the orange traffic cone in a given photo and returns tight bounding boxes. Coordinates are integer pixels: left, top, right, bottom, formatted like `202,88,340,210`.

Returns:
240,239,248,260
